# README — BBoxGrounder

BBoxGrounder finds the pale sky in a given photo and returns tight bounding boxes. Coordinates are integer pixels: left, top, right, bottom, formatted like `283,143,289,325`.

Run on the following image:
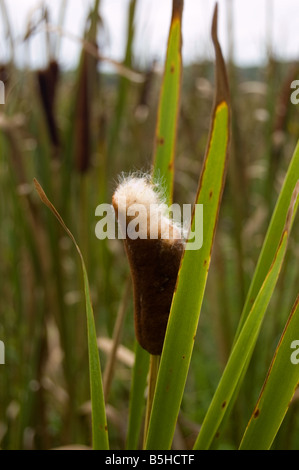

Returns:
1,0,299,69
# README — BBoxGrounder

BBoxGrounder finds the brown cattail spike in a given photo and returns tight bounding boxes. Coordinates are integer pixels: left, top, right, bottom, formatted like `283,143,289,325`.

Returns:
112,175,185,355
74,46,99,174
37,60,60,149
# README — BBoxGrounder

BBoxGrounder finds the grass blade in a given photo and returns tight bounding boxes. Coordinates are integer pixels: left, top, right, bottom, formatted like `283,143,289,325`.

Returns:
33,178,109,450
126,342,150,450
212,141,299,446
239,294,299,450
142,0,183,447
107,0,137,163
193,181,299,450
145,5,230,450
152,0,183,203
235,140,299,339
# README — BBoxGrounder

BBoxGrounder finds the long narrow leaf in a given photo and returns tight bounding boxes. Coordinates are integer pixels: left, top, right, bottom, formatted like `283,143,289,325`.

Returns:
152,0,183,203
107,0,137,162
239,294,299,450
214,143,299,445
193,181,299,450
145,5,230,450
235,141,299,338
34,179,109,450
126,342,150,449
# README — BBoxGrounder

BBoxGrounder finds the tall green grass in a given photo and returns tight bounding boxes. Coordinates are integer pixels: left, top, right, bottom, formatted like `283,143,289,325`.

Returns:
1,0,299,450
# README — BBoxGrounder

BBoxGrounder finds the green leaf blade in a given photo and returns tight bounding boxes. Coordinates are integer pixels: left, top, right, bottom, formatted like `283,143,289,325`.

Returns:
145,6,231,449
193,179,299,450
193,231,289,450
146,103,229,452
239,294,299,450
126,342,150,450
152,0,183,203
235,141,299,339
34,179,109,450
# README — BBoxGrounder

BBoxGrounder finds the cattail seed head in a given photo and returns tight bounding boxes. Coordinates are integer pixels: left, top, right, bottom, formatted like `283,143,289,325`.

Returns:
37,60,60,149
112,175,185,355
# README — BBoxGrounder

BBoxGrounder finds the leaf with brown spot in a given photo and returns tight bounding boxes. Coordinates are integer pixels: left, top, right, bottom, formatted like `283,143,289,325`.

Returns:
240,293,299,449
253,409,260,419
193,182,299,450
152,0,183,203
145,4,230,450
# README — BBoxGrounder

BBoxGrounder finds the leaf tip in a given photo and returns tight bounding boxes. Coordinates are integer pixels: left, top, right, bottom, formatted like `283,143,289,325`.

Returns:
211,3,230,107
172,0,184,22
33,178,46,202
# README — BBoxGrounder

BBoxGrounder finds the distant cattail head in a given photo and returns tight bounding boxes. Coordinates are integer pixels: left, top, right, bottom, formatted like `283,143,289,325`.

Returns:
74,47,99,174
0,64,9,87
37,60,60,150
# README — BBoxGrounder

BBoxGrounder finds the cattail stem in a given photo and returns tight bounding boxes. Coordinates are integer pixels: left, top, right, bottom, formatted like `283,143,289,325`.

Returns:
143,354,160,448
103,277,131,401
0,0,15,62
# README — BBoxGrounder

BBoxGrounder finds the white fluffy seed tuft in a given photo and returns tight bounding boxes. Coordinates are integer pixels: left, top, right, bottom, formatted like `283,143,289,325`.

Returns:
112,174,186,243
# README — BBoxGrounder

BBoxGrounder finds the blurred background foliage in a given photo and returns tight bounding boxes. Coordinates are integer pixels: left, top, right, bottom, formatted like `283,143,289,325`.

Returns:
1,0,299,450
